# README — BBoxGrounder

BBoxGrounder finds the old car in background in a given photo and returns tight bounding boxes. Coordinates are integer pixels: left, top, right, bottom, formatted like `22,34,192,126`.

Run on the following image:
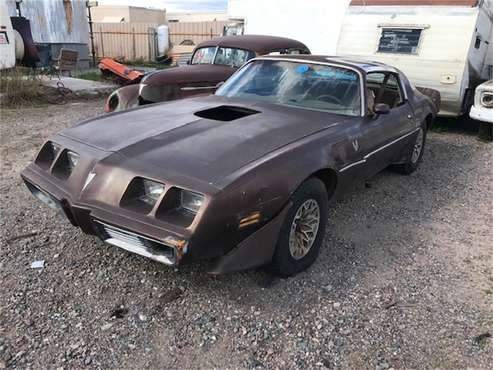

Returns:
22,55,439,276
105,35,310,112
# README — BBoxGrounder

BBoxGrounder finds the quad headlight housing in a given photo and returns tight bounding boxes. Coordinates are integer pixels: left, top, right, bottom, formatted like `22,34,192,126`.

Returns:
121,177,204,227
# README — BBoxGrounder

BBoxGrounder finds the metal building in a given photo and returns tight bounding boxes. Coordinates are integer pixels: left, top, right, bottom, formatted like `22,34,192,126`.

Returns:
6,0,90,68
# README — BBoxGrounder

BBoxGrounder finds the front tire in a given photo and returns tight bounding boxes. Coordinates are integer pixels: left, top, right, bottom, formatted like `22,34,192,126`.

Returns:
270,178,328,277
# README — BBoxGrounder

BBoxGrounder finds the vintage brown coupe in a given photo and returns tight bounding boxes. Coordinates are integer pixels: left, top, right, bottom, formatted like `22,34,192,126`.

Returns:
105,35,311,112
22,55,439,276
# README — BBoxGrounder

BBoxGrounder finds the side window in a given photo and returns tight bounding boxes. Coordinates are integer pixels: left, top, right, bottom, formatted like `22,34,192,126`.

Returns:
385,74,404,107
367,72,404,111
285,49,310,55
287,49,301,54
269,48,308,55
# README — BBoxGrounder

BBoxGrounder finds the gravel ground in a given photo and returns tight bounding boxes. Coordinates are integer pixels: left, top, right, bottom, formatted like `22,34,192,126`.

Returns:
1,100,492,369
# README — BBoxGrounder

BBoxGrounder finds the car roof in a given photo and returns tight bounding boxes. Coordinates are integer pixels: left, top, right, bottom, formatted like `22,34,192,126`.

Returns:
195,35,310,55
254,54,400,74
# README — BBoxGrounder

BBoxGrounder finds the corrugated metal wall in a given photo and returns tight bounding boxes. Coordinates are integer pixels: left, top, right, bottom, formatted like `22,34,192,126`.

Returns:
6,0,89,44
92,21,228,61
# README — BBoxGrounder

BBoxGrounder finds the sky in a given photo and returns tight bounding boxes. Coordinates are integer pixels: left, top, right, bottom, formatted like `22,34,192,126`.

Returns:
99,0,228,12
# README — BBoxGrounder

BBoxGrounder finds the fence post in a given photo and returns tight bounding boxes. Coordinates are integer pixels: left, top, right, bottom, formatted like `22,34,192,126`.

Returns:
148,28,152,62
132,27,136,60
99,26,104,57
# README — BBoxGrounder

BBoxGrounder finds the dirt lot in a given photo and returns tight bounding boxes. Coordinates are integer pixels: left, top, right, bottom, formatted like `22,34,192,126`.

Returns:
1,100,492,369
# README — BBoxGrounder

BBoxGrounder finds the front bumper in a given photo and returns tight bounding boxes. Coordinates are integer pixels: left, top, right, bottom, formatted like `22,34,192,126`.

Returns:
92,219,176,265
470,105,493,124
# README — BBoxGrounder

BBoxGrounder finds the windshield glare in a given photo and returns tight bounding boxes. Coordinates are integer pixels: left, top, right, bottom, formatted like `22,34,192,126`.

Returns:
191,47,255,68
216,60,362,116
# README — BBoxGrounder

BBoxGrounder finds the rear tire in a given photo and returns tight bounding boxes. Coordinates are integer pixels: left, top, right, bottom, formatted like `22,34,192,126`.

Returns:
393,123,427,175
270,178,328,277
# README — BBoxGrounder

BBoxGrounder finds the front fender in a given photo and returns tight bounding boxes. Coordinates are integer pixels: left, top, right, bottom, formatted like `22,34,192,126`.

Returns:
217,130,342,227
104,84,140,113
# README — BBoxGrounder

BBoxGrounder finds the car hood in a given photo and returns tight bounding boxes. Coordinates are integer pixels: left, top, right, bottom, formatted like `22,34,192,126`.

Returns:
60,96,346,186
142,64,235,85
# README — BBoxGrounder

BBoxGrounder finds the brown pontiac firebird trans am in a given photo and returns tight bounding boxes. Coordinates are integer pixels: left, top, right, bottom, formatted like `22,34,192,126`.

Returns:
22,55,439,276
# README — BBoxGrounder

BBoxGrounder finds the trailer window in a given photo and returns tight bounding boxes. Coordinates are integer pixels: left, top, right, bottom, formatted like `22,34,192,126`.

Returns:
378,28,422,54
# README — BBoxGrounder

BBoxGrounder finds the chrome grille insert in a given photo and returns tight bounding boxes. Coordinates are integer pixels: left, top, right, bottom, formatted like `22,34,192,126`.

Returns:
93,220,176,265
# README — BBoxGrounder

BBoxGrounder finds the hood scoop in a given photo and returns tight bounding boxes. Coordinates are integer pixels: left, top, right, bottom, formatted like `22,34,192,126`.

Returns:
194,105,260,122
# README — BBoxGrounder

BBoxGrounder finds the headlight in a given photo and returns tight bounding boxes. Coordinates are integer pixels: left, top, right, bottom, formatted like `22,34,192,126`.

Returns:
180,190,204,214
138,83,146,96
141,179,165,205
481,92,493,108
35,141,62,169
52,149,80,180
66,150,79,169
48,142,62,160
121,178,165,213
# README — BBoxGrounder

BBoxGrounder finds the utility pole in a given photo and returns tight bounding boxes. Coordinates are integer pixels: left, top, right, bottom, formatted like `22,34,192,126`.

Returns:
86,1,98,67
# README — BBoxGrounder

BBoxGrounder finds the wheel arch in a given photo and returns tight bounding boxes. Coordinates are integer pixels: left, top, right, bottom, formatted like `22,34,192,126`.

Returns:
307,167,338,200
425,113,434,130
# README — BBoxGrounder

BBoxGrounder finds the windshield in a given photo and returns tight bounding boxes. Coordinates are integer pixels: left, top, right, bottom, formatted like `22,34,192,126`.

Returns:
191,47,255,68
215,60,362,116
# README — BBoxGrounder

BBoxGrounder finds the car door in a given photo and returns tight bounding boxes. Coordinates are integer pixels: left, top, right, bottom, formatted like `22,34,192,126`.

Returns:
358,72,417,177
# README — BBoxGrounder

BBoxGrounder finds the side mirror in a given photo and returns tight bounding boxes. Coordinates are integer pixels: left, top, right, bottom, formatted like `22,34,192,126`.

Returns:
186,59,191,65
374,103,390,115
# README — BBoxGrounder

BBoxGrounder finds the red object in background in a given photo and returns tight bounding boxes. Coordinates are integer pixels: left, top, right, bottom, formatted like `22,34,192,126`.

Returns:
98,58,144,84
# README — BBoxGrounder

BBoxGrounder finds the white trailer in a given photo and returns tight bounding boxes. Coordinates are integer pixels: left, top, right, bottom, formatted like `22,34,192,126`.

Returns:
337,0,493,117
227,0,351,54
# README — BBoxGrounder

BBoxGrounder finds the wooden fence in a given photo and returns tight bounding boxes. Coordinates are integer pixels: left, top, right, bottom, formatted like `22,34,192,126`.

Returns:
92,21,228,62
93,23,157,61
